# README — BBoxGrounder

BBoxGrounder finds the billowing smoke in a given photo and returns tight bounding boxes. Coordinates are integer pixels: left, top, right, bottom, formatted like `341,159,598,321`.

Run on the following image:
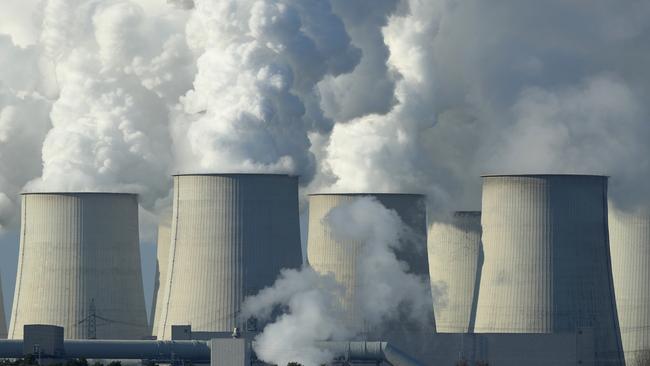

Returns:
243,197,433,366
319,0,650,215
171,0,360,183
24,0,193,212
0,36,51,231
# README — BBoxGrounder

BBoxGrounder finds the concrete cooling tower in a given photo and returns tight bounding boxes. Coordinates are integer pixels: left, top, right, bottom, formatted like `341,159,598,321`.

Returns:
0,275,6,339
9,193,148,340
306,194,430,335
428,211,481,333
609,207,650,366
150,223,171,337
157,174,302,339
474,175,624,365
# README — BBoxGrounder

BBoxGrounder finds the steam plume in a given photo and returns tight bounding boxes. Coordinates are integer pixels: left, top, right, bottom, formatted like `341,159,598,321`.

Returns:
243,197,433,366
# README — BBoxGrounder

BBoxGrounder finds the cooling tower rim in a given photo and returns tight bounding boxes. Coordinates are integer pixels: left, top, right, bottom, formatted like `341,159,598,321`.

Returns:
173,173,297,177
20,192,138,196
309,192,425,197
482,173,608,178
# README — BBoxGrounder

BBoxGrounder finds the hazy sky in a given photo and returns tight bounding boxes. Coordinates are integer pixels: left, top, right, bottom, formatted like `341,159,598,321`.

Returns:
1,0,650,326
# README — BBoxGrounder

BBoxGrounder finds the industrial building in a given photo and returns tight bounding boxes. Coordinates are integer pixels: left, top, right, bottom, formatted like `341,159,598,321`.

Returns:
8,193,149,340
0,172,637,365
428,211,481,333
609,206,650,366
473,175,624,365
306,193,432,360
156,174,303,339
150,223,171,337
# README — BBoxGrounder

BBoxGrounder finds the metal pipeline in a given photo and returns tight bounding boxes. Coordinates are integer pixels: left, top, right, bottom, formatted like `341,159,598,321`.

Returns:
0,340,210,362
64,340,210,362
0,341,23,358
0,339,424,365
316,341,424,366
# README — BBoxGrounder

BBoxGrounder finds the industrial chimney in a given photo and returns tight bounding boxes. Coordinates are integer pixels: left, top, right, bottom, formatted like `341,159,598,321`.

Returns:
608,206,650,366
157,174,302,339
306,193,432,355
473,175,624,365
428,211,481,333
9,193,148,340
150,223,171,337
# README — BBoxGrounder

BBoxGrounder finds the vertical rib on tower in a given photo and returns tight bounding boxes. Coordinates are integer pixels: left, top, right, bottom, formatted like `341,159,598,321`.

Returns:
306,193,430,332
9,193,148,339
0,275,6,338
608,207,650,366
428,211,481,333
474,175,623,365
150,223,171,337
157,174,302,339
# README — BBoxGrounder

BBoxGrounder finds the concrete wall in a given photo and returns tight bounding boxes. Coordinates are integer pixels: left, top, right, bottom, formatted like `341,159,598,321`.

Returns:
306,194,431,359
0,275,6,338
150,224,171,337
9,193,148,340
609,207,650,366
428,211,481,333
474,175,623,365
157,174,302,339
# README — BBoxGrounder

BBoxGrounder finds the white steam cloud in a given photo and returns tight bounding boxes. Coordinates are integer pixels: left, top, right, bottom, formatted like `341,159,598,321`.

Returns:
172,0,360,182
243,197,433,366
2,0,650,227
318,0,650,215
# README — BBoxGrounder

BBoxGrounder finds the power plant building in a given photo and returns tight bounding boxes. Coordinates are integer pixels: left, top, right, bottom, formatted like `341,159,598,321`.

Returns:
306,193,431,356
9,193,149,340
428,211,481,333
156,174,302,339
473,175,624,365
150,223,171,337
608,207,650,366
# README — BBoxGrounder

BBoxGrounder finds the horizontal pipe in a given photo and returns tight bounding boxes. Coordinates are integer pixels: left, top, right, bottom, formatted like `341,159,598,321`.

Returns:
64,340,211,361
0,341,23,358
0,339,423,365
0,340,210,362
316,341,424,366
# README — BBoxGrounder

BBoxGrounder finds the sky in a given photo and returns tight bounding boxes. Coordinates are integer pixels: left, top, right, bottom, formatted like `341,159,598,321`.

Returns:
1,0,650,326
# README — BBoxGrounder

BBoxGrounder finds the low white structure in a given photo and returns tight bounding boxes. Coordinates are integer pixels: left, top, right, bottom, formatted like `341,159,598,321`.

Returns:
609,207,650,366
428,211,481,333
157,174,302,339
150,223,171,337
9,193,148,339
474,175,624,365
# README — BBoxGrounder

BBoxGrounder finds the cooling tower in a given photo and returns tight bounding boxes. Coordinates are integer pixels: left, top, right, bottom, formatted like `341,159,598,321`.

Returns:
306,193,430,331
150,223,171,337
609,207,650,365
474,175,623,365
0,275,6,339
157,174,302,339
9,193,148,340
428,211,481,333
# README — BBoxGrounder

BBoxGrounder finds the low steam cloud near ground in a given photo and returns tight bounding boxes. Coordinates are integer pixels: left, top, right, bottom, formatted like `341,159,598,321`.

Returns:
0,0,649,361
242,197,434,366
